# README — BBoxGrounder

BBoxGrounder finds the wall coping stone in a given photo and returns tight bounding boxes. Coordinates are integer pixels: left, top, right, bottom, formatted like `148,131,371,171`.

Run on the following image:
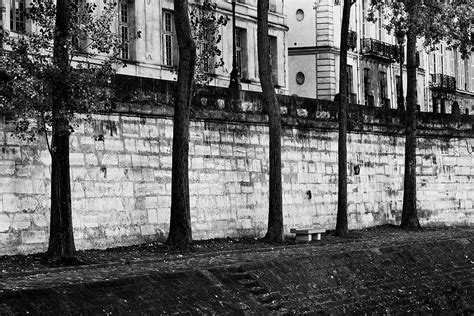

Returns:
110,75,474,139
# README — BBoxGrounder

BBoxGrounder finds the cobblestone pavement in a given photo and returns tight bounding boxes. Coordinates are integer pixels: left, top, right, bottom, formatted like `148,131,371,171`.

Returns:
0,227,472,314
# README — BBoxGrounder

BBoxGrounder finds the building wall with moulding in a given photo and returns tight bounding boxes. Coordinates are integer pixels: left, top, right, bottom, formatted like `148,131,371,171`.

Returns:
1,0,289,93
287,0,433,110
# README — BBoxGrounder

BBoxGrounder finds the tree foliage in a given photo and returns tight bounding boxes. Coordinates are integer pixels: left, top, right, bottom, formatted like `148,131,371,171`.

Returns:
368,0,473,58
190,0,229,85
0,0,134,141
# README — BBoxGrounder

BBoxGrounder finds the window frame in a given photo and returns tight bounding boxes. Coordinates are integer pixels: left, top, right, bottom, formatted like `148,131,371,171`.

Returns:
10,0,26,33
163,10,175,67
119,0,130,60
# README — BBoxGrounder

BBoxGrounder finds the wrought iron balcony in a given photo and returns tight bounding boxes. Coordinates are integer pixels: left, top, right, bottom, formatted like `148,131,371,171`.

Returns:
348,31,357,50
430,74,456,92
361,38,397,62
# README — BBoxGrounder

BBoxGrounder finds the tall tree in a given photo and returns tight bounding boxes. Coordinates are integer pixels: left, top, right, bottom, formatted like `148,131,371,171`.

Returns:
368,0,473,229
0,0,131,261
401,15,419,229
257,0,284,242
335,0,356,237
166,0,197,248
48,0,75,260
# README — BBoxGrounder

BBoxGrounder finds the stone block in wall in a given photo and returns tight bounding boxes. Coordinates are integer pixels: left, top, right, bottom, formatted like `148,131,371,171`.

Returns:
0,214,10,232
147,209,159,224
85,153,98,166
10,213,31,231
123,139,137,153
101,154,119,166
191,157,204,169
0,146,21,161
2,194,20,213
0,161,16,176
20,230,46,244
140,224,157,236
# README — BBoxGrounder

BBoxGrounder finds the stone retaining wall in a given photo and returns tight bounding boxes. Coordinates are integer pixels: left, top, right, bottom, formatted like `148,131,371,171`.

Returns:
0,77,473,255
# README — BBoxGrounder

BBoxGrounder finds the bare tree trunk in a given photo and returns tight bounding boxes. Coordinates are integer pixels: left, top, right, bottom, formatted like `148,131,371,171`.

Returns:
335,0,352,237
257,0,284,243
47,0,76,260
166,0,196,248
401,6,421,229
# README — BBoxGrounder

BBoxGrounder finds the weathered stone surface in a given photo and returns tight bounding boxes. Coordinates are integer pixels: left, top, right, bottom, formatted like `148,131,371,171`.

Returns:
0,92,473,255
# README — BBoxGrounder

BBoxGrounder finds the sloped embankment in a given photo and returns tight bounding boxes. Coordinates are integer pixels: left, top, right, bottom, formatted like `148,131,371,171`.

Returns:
213,238,473,314
0,237,472,314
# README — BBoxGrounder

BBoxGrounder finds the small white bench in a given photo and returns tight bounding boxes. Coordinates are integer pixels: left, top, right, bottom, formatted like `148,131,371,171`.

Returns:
290,227,325,242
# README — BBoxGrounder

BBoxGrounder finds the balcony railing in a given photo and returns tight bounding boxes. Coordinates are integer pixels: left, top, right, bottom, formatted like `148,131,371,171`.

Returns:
361,38,397,61
348,31,357,50
430,74,456,92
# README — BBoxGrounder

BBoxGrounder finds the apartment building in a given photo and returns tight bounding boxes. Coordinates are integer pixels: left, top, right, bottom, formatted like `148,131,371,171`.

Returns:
286,0,474,113
1,0,289,94
427,45,474,114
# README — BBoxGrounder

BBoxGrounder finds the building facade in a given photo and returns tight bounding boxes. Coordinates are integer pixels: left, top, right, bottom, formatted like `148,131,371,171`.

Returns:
1,0,289,94
286,0,474,113
427,45,474,114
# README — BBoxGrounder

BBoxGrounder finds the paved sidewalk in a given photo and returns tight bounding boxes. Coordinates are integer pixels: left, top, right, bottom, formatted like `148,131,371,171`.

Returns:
0,227,472,314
